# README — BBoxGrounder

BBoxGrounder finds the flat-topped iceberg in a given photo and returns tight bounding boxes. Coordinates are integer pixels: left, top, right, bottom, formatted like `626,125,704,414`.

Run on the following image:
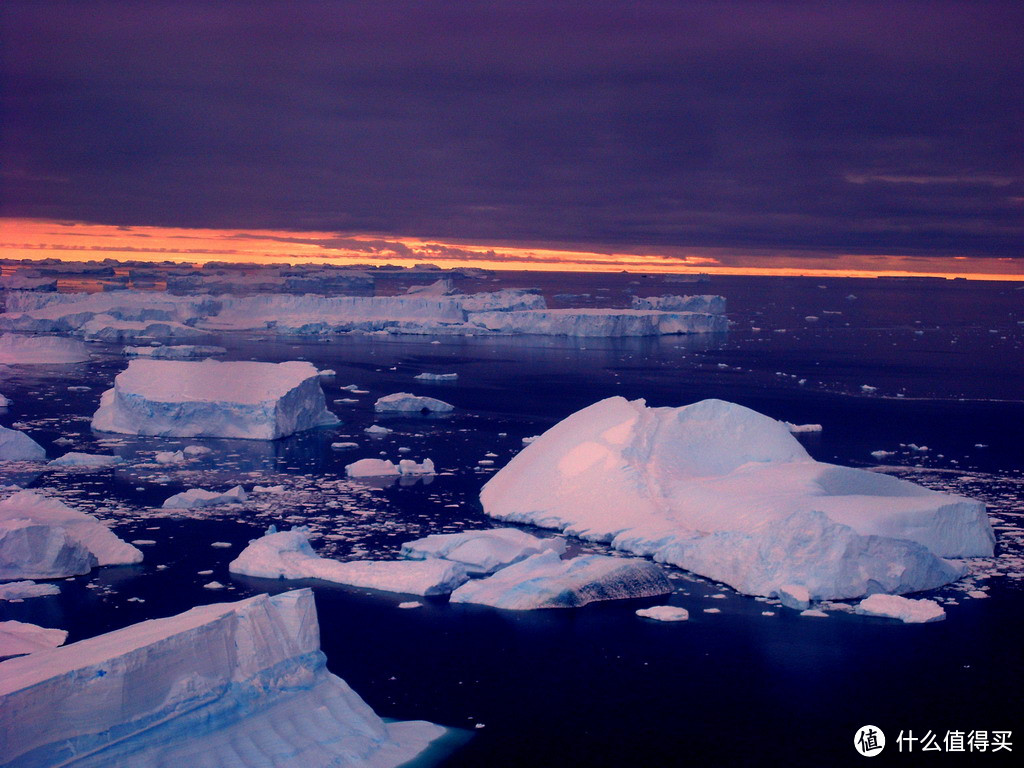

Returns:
480,397,994,601
375,392,454,414
47,452,124,468
0,590,448,767
630,294,726,313
124,344,227,358
401,528,566,575
0,620,67,658
449,550,672,610
0,425,46,462
0,491,142,578
162,485,248,509
230,528,469,596
856,593,946,623
92,359,339,439
0,580,61,601
0,333,90,364
468,308,728,336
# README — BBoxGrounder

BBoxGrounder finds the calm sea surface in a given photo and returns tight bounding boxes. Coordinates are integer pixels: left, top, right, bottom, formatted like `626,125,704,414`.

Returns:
1,274,1022,766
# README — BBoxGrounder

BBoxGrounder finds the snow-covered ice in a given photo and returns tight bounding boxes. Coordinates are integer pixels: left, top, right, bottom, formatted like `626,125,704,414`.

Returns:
0,580,61,601
0,589,447,767
47,452,123,468
162,485,247,509
0,620,67,658
0,334,90,364
401,528,566,575
449,550,672,610
92,359,339,439
345,459,399,477
0,491,142,578
374,393,454,414
480,397,993,601
635,606,689,622
856,593,946,623
414,372,458,382
469,308,728,337
124,344,227,359
230,527,469,596
0,425,46,462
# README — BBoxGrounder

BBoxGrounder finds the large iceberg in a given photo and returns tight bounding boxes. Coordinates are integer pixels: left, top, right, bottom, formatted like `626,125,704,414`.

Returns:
230,527,470,596
401,528,566,575
630,294,726,313
0,490,142,577
92,359,339,439
0,425,46,462
0,333,90,364
449,550,672,610
480,397,993,601
0,590,448,767
469,308,728,336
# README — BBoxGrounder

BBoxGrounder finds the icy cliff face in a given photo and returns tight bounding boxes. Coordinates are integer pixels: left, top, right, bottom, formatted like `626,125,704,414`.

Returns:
468,308,728,336
0,490,141,576
92,359,339,440
0,590,447,767
0,333,90,364
630,294,726,313
480,397,994,601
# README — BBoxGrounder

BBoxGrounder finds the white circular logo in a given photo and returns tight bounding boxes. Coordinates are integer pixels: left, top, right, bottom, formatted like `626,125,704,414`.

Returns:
854,725,886,756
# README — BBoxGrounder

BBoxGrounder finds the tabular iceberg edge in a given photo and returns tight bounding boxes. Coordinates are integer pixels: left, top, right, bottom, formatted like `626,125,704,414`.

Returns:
0,589,450,768
480,397,995,602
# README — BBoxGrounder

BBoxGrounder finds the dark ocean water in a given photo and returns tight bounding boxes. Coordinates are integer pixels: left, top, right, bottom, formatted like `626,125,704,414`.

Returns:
1,274,1022,767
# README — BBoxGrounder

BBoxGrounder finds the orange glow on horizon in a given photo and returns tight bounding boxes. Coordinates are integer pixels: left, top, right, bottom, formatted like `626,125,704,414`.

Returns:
1,217,1021,281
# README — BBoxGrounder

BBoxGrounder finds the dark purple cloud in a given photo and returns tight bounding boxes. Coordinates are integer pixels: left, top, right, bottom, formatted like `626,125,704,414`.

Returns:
2,0,1021,259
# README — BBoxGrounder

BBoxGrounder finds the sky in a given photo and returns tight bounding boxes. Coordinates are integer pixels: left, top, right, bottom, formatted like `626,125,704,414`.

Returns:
2,1,1022,276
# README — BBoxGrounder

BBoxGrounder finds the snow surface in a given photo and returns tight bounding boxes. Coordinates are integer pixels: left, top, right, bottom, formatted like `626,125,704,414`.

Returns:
0,334,90,364
856,593,946,623
480,397,993,601
0,620,67,658
230,527,469,596
0,425,46,462
374,392,454,414
92,359,339,439
635,606,689,622
449,550,672,610
0,589,447,767
401,528,566,575
0,491,141,577
162,485,247,509
47,452,123,468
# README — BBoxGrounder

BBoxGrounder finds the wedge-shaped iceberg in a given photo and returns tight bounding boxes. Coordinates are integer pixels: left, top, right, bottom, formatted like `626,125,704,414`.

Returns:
0,620,67,658
449,550,671,610
375,393,454,414
92,359,339,439
0,590,448,767
0,333,90,364
480,397,994,601
0,426,46,462
401,528,566,575
162,485,248,509
230,528,470,596
0,491,141,578
468,308,728,336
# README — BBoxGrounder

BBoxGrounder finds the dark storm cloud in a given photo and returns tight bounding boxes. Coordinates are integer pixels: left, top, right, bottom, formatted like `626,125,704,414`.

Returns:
2,0,1021,259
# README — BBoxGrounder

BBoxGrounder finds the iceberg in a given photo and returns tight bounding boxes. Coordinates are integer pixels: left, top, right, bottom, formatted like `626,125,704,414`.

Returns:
480,397,993,601
345,458,399,478
78,315,212,343
0,426,46,462
401,528,566,575
0,334,90,364
230,528,470,596
414,372,458,382
0,580,61,601
375,392,454,414
0,393,10,407
162,485,248,509
0,590,448,767
630,294,726,313
0,620,67,658
449,550,671,610
92,359,339,439
856,593,946,623
468,308,728,336
47,452,124,468
124,344,227,359
0,490,142,574
635,606,689,622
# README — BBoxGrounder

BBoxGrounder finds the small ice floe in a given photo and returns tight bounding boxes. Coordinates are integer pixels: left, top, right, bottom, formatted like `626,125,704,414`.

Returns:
161,485,247,509
131,540,157,546
414,373,458,382
777,584,811,610
364,425,392,436
702,608,721,614
0,393,10,407
397,601,423,609
636,606,689,622
870,450,895,459
154,450,185,465
782,422,822,434
800,609,829,618
0,581,60,601
202,581,226,590
319,369,336,378
210,542,232,549
331,442,359,450
374,393,454,414
252,485,286,494
860,384,877,393
47,452,123,468
522,435,540,445
966,590,989,599
345,458,434,478
855,594,945,623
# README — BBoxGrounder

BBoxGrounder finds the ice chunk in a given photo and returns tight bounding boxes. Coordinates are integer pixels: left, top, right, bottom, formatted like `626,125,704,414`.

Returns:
0,590,448,767
0,620,67,658
414,372,458,382
856,593,946,623
345,458,399,477
153,450,185,464
230,528,469,596
48,452,123,468
398,458,435,475
92,359,339,439
0,490,141,571
364,424,392,435
449,550,671,610
480,397,993,600
635,606,689,622
0,334,90,364
0,426,46,462
777,584,811,610
0,521,96,579
374,392,454,414
630,294,726,313
0,580,61,601
0,393,10,407
783,422,823,433
162,485,247,509
124,344,227,359
401,528,566,575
